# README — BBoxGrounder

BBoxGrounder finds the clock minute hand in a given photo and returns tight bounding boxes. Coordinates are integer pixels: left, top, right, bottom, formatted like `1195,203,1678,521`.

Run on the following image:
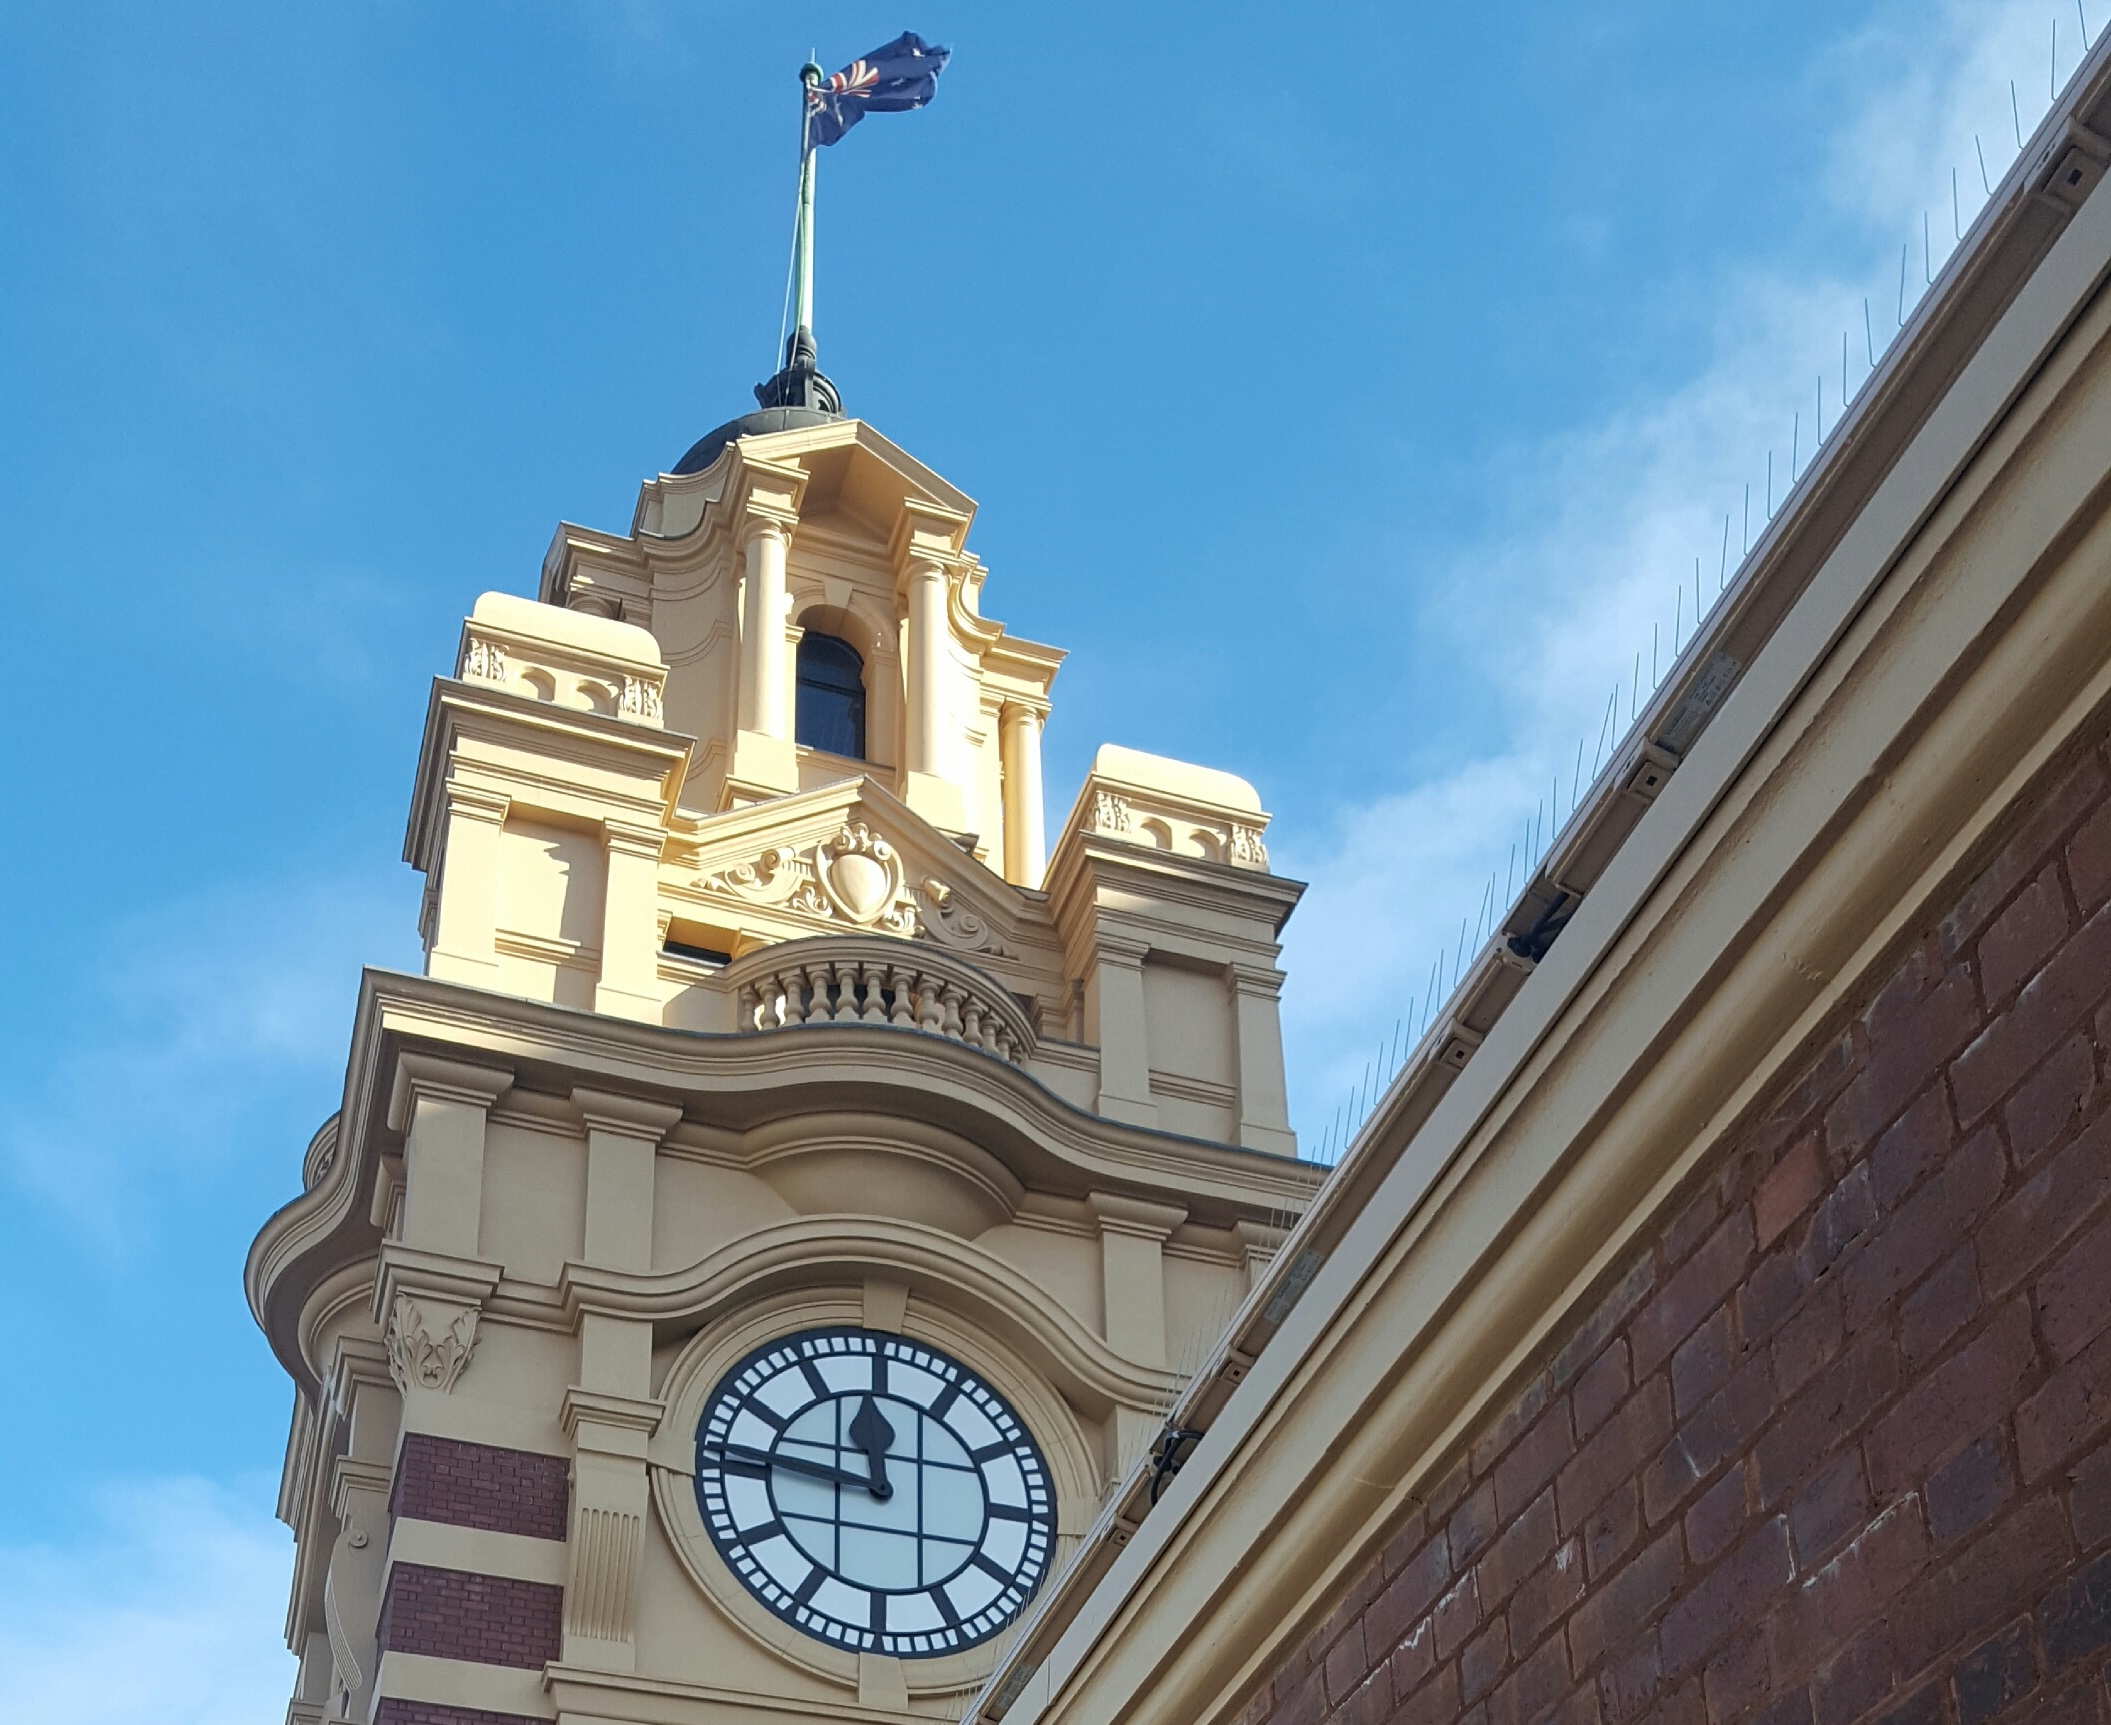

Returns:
717,1443,884,1495
847,1395,896,1500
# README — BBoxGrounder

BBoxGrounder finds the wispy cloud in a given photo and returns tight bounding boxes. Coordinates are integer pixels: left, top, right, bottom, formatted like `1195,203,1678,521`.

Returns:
0,872,418,1244
1277,0,2073,1148
0,1478,295,1725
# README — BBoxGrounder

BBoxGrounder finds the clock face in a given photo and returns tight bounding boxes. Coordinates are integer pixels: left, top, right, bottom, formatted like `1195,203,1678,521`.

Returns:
693,1327,1056,1658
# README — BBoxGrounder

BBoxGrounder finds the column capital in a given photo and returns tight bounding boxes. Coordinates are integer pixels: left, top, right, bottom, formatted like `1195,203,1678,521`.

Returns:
1087,1191,1188,1241
1228,961,1286,998
442,782,511,822
570,1086,683,1141
738,509,796,548
386,1052,513,1134
600,818,666,860
561,1387,665,1458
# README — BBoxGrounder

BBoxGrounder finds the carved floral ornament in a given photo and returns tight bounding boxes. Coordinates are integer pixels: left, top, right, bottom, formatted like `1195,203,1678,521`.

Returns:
701,823,1009,954
459,632,664,725
1086,791,1270,869
384,1294,480,1394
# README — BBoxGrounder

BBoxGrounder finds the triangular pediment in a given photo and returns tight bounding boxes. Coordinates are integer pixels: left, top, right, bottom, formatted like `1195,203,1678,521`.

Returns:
668,777,1018,961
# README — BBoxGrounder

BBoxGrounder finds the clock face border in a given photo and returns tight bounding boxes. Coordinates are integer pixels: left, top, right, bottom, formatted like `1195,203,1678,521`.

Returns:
693,1326,1057,1658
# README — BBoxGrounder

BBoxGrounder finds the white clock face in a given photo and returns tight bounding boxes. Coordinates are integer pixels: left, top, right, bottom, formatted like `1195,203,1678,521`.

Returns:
693,1328,1056,1657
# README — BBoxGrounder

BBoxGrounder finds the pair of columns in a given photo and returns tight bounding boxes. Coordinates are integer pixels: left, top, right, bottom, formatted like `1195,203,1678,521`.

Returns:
737,518,950,773
736,518,1048,886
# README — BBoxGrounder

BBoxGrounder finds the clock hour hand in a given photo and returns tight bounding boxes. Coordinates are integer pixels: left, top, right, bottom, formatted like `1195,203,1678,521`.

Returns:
716,1442,889,1497
847,1395,896,1500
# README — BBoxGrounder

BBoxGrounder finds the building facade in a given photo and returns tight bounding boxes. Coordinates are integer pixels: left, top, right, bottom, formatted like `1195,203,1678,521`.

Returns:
967,39,2111,1725
246,389,1322,1725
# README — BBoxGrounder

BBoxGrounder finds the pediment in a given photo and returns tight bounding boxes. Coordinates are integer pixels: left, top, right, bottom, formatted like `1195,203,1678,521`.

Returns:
673,777,1017,960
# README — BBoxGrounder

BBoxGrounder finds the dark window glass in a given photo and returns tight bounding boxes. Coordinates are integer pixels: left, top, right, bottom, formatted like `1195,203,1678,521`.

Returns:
796,631,866,759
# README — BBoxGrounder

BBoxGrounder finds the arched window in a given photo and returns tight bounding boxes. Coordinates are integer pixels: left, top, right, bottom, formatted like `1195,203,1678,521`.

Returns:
796,631,866,759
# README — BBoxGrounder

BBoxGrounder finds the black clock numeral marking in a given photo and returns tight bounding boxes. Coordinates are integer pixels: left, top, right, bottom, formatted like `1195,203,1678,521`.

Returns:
697,1326,1053,1657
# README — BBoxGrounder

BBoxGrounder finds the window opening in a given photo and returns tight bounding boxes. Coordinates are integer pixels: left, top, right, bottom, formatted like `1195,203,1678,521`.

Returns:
797,631,866,759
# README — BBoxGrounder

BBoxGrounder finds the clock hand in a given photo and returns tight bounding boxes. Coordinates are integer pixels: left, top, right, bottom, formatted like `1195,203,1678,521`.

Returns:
715,1442,889,1496
847,1395,896,1500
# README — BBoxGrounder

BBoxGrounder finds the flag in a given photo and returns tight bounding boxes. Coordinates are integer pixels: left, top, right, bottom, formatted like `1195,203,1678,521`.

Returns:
804,32,950,151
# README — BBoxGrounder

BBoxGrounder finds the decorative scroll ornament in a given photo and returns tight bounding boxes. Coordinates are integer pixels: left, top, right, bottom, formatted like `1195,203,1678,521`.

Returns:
1091,791,1133,834
385,1294,480,1393
916,877,1009,956
700,825,917,933
1230,824,1270,868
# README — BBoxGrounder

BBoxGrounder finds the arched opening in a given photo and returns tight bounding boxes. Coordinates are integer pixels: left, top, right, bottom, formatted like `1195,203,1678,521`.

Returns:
796,631,866,759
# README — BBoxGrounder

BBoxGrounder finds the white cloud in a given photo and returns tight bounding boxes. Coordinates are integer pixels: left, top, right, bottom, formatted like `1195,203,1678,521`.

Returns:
0,872,420,1243
1276,0,2073,1150
0,1478,296,1725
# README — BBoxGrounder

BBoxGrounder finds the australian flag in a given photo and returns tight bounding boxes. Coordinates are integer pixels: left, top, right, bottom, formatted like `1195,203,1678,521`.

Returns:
804,32,950,151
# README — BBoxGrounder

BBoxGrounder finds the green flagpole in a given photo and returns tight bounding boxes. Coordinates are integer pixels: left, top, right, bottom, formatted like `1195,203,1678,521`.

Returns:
756,59,841,415
791,62,821,358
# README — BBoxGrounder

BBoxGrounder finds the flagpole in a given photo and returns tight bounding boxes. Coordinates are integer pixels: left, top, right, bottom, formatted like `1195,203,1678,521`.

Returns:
790,61,822,360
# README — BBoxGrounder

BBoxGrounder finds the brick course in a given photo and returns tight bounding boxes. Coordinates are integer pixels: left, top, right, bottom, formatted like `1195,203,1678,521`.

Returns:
1242,735,2111,1725
378,1562,563,1670
391,1433,569,1541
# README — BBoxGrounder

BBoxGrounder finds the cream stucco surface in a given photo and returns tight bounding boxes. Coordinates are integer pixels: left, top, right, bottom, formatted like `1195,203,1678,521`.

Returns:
250,414,1323,1725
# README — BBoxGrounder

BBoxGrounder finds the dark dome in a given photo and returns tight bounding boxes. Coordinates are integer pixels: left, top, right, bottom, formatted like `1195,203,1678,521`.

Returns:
670,406,843,476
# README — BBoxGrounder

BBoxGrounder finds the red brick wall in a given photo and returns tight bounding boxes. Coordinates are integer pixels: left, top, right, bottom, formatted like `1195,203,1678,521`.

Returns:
377,1562,563,1670
373,1704,543,1725
1241,738,2111,1725
391,1433,569,1540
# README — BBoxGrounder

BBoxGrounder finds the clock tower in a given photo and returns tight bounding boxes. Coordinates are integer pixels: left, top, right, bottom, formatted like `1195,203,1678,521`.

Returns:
248,354,1321,1725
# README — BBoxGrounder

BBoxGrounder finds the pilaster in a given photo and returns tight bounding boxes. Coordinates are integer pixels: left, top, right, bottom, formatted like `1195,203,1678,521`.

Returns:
1089,1192,1186,1473
1088,936,1157,1126
594,820,668,1023
426,784,509,986
1230,962,1297,1156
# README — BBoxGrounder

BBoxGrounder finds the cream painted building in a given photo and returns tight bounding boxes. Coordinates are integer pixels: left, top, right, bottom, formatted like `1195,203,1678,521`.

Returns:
248,370,1323,1725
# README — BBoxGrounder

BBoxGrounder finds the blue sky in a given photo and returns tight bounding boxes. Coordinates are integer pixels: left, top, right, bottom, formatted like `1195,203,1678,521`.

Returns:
0,1,2082,1716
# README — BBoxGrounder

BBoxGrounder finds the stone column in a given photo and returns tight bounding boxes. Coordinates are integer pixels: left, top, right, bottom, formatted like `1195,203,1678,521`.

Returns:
1000,701,1048,889
1230,963,1297,1156
903,558,948,776
594,820,665,1024
561,1088,680,1673
426,785,509,987
739,518,791,739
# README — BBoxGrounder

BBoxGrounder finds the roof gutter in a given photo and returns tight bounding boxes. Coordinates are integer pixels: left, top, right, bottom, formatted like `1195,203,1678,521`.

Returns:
971,34,2111,1725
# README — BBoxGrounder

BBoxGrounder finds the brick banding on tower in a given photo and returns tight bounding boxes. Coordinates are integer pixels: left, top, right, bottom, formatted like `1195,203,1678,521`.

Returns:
390,1433,569,1542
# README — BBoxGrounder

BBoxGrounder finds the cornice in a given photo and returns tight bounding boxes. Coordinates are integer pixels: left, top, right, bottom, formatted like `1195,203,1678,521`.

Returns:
560,1213,1180,1419
246,966,1323,1395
